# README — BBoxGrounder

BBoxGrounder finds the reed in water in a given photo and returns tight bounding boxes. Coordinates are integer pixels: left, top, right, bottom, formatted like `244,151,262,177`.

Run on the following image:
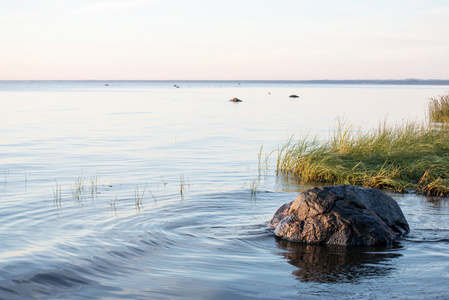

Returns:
276,118,449,196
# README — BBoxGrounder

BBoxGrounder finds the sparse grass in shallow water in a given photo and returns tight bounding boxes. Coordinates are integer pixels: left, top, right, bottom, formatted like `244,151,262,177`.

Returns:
135,184,146,207
249,178,259,198
243,174,261,198
149,189,158,203
72,172,85,202
428,92,449,123
53,179,62,206
258,144,272,176
179,175,190,199
276,119,449,196
90,172,99,199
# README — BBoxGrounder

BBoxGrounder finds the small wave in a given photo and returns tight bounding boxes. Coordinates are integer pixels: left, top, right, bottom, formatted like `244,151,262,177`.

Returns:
1,267,95,299
403,228,449,243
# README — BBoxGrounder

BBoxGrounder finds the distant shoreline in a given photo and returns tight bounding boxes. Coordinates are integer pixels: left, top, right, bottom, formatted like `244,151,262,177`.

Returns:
1,79,449,85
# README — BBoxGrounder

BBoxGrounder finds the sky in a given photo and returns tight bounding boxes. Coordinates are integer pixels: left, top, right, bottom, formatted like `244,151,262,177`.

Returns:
0,0,448,80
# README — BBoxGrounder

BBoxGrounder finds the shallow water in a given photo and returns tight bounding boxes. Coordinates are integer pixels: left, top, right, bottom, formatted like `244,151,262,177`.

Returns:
1,81,449,299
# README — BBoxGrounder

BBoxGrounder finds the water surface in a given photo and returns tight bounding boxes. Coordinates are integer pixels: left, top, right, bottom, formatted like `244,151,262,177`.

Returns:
1,81,449,299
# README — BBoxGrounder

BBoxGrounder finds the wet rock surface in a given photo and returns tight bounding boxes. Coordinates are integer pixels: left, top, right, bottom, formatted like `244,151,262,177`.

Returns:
269,185,409,246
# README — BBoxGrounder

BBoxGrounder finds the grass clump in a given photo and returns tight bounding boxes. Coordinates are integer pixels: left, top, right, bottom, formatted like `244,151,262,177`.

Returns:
428,92,449,123
276,119,449,196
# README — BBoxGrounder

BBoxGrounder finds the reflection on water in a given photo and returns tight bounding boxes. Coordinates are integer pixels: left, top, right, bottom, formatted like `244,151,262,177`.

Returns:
273,173,330,193
276,237,402,283
424,196,449,209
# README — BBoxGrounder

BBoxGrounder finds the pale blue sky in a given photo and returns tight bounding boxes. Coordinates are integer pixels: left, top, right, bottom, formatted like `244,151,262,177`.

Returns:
1,0,448,80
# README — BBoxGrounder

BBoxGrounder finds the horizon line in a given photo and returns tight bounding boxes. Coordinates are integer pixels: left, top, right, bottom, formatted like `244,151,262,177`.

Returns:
1,79,449,82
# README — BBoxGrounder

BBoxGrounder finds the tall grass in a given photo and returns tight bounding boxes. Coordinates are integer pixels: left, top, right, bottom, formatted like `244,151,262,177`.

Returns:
276,119,449,196
428,92,449,123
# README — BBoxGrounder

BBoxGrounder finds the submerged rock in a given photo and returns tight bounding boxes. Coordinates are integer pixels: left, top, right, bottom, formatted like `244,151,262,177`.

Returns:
229,97,243,102
269,185,409,246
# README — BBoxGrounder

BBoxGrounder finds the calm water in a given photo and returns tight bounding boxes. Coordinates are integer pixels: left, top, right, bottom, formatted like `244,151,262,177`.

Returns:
1,81,449,299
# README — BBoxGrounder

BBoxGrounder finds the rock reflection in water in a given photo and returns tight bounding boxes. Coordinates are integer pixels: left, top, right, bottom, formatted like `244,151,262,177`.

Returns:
276,237,402,283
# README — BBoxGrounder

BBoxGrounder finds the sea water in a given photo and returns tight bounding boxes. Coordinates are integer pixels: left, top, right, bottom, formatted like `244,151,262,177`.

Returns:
1,81,449,299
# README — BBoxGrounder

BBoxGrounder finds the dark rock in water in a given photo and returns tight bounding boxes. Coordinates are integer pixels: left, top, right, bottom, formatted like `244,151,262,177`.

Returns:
229,97,242,102
269,185,409,246
289,95,299,98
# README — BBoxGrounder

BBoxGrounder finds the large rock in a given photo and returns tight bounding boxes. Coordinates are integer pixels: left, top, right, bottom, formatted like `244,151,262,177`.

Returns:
269,185,409,246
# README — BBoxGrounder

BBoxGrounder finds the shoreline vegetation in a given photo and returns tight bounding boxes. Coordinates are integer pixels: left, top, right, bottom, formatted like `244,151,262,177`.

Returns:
428,92,449,123
276,92,449,196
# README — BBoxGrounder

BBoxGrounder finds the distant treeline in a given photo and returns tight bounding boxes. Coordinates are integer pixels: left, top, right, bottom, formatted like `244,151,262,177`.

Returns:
3,79,448,85
266,79,449,85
